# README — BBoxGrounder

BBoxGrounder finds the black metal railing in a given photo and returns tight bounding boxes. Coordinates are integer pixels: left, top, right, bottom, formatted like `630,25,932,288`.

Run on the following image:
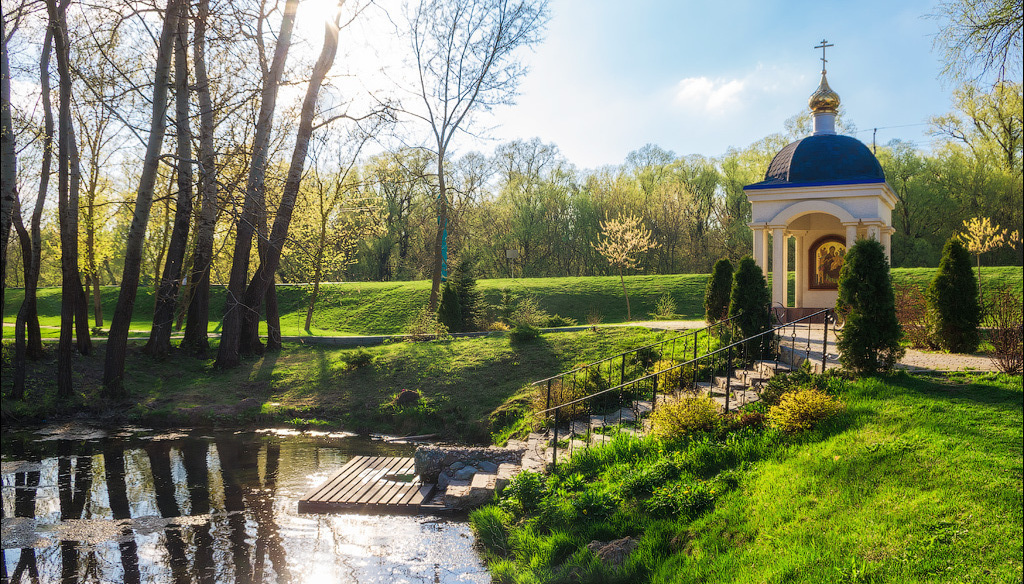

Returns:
533,308,838,467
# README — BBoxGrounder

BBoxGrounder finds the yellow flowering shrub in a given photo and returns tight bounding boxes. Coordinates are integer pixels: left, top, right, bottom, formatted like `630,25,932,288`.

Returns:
767,388,844,433
649,395,720,439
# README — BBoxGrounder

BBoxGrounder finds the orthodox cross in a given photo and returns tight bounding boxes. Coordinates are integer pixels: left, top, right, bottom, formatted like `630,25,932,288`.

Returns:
815,39,834,74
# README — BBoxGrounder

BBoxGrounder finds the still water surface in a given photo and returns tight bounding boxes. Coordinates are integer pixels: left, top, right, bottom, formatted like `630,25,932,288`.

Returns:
1,425,488,583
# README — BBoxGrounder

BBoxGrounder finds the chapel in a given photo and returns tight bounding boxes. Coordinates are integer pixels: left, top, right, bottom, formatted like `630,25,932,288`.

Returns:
744,43,896,320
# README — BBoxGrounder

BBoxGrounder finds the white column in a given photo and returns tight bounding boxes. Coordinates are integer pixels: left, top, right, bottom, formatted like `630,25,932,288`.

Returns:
845,223,858,248
794,233,805,308
866,224,881,241
772,227,786,307
752,226,765,270
881,228,892,263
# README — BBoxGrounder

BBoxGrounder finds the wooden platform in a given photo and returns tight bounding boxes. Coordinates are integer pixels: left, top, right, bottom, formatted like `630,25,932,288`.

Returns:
297,456,435,514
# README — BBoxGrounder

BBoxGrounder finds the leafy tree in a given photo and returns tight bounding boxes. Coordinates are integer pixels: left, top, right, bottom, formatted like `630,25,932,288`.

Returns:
928,237,982,353
704,257,733,323
728,256,771,358
593,214,656,321
959,216,1021,291
836,238,905,374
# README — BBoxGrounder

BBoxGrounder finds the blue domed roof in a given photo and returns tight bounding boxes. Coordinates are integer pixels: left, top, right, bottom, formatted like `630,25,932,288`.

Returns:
748,134,885,189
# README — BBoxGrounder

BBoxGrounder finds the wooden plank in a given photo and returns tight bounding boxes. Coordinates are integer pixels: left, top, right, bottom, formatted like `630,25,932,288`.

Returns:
300,455,369,503
324,456,396,503
333,456,407,505
298,456,439,514
358,458,415,505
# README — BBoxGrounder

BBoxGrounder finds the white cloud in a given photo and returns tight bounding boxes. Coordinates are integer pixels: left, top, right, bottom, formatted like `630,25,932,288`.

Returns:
672,77,746,115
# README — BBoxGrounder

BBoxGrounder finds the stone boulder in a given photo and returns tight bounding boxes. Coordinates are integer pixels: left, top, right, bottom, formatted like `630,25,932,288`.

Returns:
414,445,525,484
586,537,639,568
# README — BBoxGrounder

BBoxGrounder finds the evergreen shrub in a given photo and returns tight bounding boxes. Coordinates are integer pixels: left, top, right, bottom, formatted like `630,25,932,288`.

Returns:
928,237,981,353
437,281,463,332
728,256,771,358
704,258,734,323
836,238,905,374
452,257,483,331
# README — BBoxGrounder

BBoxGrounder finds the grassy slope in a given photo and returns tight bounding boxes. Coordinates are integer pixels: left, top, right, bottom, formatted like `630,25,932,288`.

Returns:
471,373,1023,583
4,267,1022,337
0,327,672,442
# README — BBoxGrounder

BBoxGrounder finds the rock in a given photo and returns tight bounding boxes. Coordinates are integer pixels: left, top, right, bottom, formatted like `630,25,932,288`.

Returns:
396,389,421,406
586,537,639,568
477,461,498,473
453,465,477,481
414,445,526,484
450,462,466,471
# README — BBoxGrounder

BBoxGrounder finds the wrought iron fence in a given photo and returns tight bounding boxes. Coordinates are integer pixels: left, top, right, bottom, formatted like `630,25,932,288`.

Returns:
532,308,838,467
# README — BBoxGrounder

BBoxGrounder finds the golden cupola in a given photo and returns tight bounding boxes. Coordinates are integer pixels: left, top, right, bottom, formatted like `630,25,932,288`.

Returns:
808,73,840,113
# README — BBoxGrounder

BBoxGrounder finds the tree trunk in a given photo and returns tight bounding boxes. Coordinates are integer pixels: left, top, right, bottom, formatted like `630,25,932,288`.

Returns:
181,0,217,357
24,26,54,359
12,201,32,399
304,227,326,332
146,12,194,358
216,0,300,369
103,440,142,584
237,13,342,358
619,269,631,321
103,0,182,397
46,0,79,398
70,133,91,355
428,152,447,312
0,8,18,318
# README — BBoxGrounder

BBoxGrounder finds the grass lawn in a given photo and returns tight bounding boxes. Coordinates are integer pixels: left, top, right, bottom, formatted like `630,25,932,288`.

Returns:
0,327,681,442
5,267,1020,337
471,372,1023,583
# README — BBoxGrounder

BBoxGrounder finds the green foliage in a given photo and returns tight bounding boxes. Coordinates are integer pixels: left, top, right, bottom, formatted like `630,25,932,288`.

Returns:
451,257,484,331
728,256,771,358
928,237,981,353
649,395,720,439
545,314,578,327
509,322,540,343
651,359,686,392
437,281,463,332
759,362,846,406
651,292,677,320
987,286,1023,374
704,258,733,323
499,471,548,515
405,306,450,341
346,348,374,369
836,239,905,374
643,480,717,518
767,388,844,433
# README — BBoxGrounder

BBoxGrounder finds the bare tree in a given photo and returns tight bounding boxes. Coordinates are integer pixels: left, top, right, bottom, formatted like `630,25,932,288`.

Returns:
103,0,184,397
217,0,300,368
406,0,549,311
232,4,347,361
1,1,23,333
181,0,218,356
145,6,194,357
933,0,1023,84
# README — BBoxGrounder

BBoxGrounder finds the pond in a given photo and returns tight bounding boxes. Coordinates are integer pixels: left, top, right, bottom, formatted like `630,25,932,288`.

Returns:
1,424,489,583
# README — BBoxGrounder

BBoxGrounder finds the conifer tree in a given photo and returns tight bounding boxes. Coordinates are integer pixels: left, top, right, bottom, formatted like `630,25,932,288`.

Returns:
836,238,905,374
704,257,733,323
437,281,463,332
728,256,771,358
928,236,981,353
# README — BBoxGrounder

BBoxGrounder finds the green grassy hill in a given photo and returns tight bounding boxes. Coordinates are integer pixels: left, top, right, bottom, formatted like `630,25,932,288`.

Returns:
3,267,1021,337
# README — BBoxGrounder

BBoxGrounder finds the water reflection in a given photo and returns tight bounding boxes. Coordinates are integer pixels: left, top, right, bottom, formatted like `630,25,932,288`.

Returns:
1,427,488,583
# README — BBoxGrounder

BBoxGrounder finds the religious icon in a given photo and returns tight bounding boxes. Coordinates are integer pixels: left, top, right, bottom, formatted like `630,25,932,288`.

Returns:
811,238,845,288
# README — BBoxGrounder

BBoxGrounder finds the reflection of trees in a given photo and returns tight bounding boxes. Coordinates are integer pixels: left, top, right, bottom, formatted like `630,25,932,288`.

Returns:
182,438,215,584
58,440,94,583
247,441,291,584
10,445,42,584
102,440,141,584
145,441,190,584
216,436,255,582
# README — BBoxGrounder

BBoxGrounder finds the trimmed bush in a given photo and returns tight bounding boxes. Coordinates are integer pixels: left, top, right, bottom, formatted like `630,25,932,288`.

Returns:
728,256,771,358
649,395,719,439
704,258,734,323
836,238,905,374
767,388,844,433
928,237,981,353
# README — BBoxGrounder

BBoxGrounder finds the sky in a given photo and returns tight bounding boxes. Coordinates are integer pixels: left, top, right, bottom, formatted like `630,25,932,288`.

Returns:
449,0,956,169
